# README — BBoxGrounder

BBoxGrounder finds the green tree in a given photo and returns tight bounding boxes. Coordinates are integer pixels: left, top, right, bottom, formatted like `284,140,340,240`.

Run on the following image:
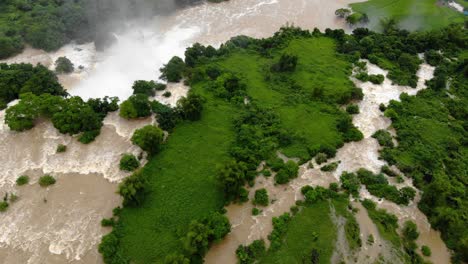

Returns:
118,171,148,207
403,221,419,241
55,57,74,74
131,125,164,155
254,188,269,206
176,93,204,121
39,175,56,187
119,154,140,171
119,94,151,119
160,56,186,82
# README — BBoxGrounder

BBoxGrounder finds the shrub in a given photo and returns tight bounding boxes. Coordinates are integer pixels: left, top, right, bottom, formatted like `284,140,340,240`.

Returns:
340,172,360,196
119,154,140,171
119,94,151,119
118,171,148,207
39,175,56,187
421,245,431,256
132,80,157,96
131,125,164,155
0,201,8,212
254,189,269,206
346,104,359,114
78,130,100,144
262,169,271,177
56,144,67,153
381,165,398,177
236,239,266,264
403,221,419,241
101,218,115,227
315,153,328,164
368,74,384,84
160,56,186,82
321,161,339,172
163,91,172,97
16,175,30,186
252,208,260,216
176,93,205,121
372,130,394,148
55,57,74,74
271,53,298,72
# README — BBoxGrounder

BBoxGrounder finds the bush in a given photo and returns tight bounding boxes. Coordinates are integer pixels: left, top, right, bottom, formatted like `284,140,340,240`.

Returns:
236,239,266,264
321,161,339,172
271,53,298,72
56,144,67,153
421,245,431,256
119,94,151,119
252,208,260,216
131,125,164,155
346,104,359,114
118,171,148,207
340,172,360,196
78,130,100,144
254,189,269,206
119,154,140,171
368,74,384,84
55,57,74,74
372,130,394,148
39,175,56,187
315,153,328,164
160,56,186,82
403,220,419,241
101,218,115,227
132,80,158,96
0,201,8,212
16,175,30,186
163,91,172,97
176,93,204,121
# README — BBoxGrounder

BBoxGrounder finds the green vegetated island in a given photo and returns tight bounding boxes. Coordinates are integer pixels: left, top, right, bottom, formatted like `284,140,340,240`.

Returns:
0,1,467,264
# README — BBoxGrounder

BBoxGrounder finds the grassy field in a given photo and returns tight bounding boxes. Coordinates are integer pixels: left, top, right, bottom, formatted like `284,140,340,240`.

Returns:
214,37,356,160
111,36,358,262
350,0,464,31
115,87,238,262
259,198,350,263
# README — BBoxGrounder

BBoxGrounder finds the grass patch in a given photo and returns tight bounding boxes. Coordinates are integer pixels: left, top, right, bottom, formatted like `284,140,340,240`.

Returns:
113,86,237,262
259,200,338,264
350,0,464,31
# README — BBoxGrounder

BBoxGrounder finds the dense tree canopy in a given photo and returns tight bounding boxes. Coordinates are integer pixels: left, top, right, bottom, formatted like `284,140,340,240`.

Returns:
131,125,164,155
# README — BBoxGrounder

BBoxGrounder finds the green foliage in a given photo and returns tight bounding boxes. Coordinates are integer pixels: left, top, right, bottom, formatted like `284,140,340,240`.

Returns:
56,144,67,153
182,212,230,258
0,63,66,107
218,160,249,203
131,125,164,155
163,91,172,97
132,80,158,96
176,93,204,121
320,161,339,172
346,104,359,114
0,201,8,212
345,213,362,250
252,208,261,216
160,56,186,82
271,53,298,72
101,218,116,227
119,154,140,172
315,153,328,165
403,220,419,241
151,101,179,131
163,254,190,264
421,245,431,257
78,130,100,144
39,175,56,187
361,199,400,246
340,171,360,196
268,213,292,251
357,168,415,205
254,188,269,206
98,232,128,264
275,161,299,184
16,175,29,186
368,74,384,84
335,8,351,18
119,94,151,119
118,171,148,207
372,129,394,147
236,239,266,264
55,57,74,74
346,12,369,25
350,0,464,31
381,165,398,177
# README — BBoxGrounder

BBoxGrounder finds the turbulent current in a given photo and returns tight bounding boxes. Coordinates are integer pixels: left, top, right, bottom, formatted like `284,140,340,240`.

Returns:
0,0,450,263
